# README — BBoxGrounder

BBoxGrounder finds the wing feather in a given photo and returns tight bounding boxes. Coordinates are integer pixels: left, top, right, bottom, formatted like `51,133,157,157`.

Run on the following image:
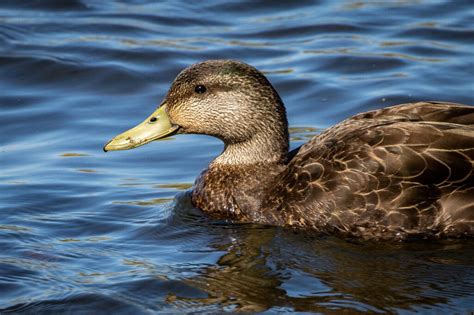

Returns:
276,102,474,239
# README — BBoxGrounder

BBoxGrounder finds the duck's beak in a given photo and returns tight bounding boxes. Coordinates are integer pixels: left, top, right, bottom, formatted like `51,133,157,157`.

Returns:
103,104,178,152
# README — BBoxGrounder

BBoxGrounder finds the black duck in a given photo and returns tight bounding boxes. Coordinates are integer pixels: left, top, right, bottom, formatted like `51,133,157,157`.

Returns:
104,60,474,240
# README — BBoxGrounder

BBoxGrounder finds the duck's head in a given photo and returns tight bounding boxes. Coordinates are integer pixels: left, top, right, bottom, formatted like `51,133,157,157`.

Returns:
104,60,289,164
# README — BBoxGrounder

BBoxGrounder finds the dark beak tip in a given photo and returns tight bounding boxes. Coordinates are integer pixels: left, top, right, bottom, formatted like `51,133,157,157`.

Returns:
103,140,112,152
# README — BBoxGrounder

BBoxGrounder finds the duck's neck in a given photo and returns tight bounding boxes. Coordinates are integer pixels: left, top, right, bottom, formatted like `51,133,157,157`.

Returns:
212,127,289,166
192,127,289,223
192,160,286,224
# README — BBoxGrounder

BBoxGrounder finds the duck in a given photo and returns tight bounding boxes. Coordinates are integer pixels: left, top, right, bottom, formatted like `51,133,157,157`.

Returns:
104,60,474,240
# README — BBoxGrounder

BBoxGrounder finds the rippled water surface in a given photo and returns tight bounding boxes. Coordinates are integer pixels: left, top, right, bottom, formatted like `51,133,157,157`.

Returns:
1,0,474,313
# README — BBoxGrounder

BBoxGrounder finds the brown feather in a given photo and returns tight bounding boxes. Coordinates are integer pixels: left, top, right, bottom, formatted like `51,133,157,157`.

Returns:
157,61,474,240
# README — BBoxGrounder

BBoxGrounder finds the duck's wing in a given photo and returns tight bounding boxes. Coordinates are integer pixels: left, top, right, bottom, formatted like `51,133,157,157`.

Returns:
274,102,474,239
351,101,474,125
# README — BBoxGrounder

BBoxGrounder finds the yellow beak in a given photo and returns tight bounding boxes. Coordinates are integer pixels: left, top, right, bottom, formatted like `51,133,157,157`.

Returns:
103,104,178,152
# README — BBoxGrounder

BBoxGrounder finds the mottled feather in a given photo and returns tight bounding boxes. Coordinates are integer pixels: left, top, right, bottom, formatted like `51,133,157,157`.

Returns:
193,99,474,240
258,102,474,240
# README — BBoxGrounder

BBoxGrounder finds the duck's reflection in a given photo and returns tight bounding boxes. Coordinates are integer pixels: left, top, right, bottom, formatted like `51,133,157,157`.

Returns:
167,218,474,312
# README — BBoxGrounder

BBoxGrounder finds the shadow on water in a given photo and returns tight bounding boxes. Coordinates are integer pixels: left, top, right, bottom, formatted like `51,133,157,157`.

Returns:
162,194,474,313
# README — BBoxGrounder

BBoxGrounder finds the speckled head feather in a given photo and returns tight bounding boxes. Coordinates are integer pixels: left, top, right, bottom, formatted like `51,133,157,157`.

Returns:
164,60,289,165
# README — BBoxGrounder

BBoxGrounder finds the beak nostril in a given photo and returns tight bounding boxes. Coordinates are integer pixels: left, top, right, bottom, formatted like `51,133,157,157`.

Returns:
150,117,157,122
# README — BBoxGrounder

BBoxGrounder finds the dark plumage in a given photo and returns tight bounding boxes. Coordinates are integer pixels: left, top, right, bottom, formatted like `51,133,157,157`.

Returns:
105,60,474,240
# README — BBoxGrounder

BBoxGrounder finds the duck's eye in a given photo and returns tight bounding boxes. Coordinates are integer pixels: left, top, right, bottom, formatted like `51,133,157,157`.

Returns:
194,85,207,94
149,117,157,122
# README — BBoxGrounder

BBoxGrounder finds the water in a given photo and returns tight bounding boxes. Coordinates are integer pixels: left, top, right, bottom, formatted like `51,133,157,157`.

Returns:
1,0,473,313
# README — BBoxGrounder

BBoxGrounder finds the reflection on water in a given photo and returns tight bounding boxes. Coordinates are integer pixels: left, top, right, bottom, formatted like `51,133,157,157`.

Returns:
1,0,473,313
289,126,321,142
165,202,474,313
113,197,174,206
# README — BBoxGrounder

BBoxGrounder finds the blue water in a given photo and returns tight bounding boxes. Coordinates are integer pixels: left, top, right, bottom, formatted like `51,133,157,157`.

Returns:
1,0,474,313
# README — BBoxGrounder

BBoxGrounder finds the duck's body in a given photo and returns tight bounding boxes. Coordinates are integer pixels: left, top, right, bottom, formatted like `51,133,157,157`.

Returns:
105,60,474,240
194,101,474,240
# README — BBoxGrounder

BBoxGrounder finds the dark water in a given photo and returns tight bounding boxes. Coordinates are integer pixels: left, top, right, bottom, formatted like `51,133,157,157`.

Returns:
1,0,474,313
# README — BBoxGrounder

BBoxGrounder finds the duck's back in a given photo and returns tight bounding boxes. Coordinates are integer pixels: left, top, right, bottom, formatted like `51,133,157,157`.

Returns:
272,102,474,240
